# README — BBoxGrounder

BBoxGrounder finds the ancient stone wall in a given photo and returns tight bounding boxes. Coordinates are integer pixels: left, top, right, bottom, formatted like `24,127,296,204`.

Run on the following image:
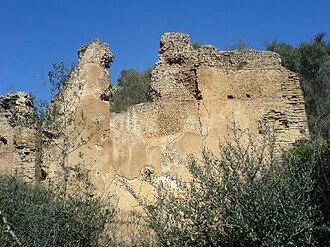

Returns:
0,93,36,181
108,33,310,209
0,33,310,209
41,39,114,194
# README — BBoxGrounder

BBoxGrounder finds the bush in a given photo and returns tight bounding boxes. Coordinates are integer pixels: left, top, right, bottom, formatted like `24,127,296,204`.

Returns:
289,141,330,244
141,137,330,246
0,175,114,246
267,41,300,72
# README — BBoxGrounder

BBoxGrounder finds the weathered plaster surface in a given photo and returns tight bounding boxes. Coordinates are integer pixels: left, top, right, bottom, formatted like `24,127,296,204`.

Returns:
0,33,309,209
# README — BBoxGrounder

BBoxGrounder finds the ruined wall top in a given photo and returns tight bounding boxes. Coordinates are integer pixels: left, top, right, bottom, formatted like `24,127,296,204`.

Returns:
0,33,311,211
159,33,193,60
0,92,34,120
151,32,285,102
0,92,36,181
78,39,114,69
157,32,282,69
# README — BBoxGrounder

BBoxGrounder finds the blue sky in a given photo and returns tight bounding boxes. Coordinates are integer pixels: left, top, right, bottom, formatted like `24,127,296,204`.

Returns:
1,0,329,100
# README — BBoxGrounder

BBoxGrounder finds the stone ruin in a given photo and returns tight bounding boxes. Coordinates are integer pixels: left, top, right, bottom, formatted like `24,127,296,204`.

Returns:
0,33,310,209
0,93,36,180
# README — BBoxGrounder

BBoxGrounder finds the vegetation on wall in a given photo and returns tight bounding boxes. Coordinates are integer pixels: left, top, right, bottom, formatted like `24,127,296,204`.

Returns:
192,42,202,50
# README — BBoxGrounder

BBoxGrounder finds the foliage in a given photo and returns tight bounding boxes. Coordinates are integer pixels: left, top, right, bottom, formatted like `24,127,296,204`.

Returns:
267,41,301,72
111,69,152,113
139,136,330,246
37,62,103,197
0,175,114,246
288,141,330,244
267,33,330,139
46,62,75,97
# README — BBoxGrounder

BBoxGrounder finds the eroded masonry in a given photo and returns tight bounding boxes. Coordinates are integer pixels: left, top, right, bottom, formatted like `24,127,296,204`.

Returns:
0,33,310,208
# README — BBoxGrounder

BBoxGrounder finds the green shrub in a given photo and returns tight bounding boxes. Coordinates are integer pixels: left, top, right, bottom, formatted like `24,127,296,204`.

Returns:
111,69,152,113
288,141,330,244
0,175,114,246
141,137,330,246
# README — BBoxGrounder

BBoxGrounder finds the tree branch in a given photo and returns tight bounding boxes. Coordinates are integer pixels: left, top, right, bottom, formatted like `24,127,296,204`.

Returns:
0,209,22,246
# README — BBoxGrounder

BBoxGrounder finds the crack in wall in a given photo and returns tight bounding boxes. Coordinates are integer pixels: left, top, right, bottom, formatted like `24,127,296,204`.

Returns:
197,100,210,137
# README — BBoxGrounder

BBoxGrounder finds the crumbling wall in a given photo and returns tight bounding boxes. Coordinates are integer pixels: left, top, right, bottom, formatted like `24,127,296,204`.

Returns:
42,39,114,194
0,93,36,181
196,49,309,152
109,33,310,209
0,33,310,208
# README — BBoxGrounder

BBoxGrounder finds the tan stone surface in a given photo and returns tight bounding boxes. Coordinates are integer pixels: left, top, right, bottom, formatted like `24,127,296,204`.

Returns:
107,33,309,210
0,33,310,211
0,93,36,181
41,39,114,194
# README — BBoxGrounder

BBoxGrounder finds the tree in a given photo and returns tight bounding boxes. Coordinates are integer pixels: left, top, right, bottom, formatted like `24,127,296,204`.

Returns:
14,61,103,198
299,36,329,81
3,62,119,246
267,41,300,72
34,62,75,184
111,69,152,113
311,59,330,137
298,34,330,139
